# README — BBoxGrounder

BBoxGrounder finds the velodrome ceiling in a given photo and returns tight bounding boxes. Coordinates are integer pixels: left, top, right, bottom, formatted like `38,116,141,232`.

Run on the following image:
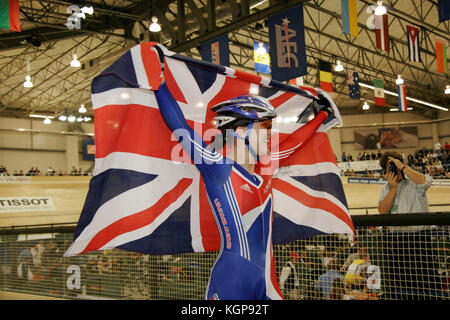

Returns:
0,0,449,124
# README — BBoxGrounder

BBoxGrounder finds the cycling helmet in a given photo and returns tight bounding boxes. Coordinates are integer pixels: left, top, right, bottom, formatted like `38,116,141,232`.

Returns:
211,95,276,130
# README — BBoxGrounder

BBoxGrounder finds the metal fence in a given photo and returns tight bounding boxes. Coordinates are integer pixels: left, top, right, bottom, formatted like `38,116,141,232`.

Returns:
0,213,449,300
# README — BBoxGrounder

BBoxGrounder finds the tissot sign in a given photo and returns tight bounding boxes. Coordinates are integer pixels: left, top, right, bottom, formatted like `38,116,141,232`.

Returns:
0,197,55,212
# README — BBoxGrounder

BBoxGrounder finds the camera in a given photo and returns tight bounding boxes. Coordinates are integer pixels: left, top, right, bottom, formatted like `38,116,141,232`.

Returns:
388,161,398,175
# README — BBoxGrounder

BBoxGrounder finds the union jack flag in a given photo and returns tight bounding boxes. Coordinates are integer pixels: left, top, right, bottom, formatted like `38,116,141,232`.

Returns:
64,42,354,257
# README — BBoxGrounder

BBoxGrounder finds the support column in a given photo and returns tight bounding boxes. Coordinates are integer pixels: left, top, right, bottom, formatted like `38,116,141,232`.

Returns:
431,123,439,145
66,135,79,172
328,128,341,162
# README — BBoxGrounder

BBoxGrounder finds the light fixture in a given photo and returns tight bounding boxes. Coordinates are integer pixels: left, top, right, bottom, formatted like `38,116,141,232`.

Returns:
70,54,81,68
445,85,450,94
149,16,161,32
335,60,344,72
395,75,404,85
83,116,92,122
80,6,94,15
375,1,387,15
68,115,76,122
77,116,84,122
30,114,54,119
362,101,370,110
23,75,33,88
78,104,87,113
58,114,67,121
43,117,52,125
23,58,33,88
390,108,413,111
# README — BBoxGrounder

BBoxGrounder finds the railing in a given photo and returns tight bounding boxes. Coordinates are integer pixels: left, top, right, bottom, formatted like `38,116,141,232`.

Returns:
0,213,449,300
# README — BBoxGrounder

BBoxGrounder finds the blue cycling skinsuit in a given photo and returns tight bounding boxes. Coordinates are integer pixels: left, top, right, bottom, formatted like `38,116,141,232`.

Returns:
156,82,328,300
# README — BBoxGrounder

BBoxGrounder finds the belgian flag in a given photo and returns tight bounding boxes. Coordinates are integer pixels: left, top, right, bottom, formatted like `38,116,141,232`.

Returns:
0,0,20,32
319,60,333,92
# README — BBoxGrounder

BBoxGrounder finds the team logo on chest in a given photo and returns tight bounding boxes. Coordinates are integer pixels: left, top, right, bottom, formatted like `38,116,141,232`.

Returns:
240,183,253,193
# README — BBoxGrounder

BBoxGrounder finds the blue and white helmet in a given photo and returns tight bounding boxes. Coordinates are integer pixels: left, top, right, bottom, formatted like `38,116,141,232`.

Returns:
211,95,276,130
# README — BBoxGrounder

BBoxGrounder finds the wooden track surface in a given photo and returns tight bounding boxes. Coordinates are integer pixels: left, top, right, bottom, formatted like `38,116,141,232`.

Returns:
0,176,449,227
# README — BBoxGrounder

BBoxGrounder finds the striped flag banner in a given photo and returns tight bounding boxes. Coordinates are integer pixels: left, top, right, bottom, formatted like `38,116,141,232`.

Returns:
319,60,333,92
373,79,385,106
374,14,389,51
397,84,408,112
341,0,358,37
436,38,448,75
0,0,20,32
406,25,421,63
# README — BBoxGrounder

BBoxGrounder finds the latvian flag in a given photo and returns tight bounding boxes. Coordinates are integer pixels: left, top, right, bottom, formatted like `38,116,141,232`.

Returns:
373,78,385,106
0,0,20,32
407,25,420,63
397,84,408,112
374,13,389,51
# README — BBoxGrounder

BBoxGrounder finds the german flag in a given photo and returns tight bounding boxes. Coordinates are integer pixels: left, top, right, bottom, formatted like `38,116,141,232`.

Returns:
319,60,333,92
0,0,20,32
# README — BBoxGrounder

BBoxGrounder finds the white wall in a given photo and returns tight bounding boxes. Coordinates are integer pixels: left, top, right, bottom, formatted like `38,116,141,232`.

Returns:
0,117,94,173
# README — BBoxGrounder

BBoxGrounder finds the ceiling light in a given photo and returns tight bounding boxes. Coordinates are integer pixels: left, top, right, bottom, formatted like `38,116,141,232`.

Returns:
43,117,52,125
395,75,404,85
149,16,161,32
70,54,81,68
80,6,94,15
83,117,92,122
445,85,450,94
390,108,413,111
375,1,387,15
23,75,33,88
68,115,76,122
335,60,344,72
58,115,67,121
30,114,54,119
77,116,84,122
78,104,87,113
362,101,370,110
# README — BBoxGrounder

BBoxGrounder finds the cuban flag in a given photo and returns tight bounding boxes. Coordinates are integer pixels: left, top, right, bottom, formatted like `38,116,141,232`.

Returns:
397,84,408,112
64,42,353,257
407,25,421,63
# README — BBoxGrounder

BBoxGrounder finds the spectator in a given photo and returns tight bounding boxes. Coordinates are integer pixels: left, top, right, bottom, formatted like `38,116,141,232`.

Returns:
434,141,442,152
279,252,300,299
315,258,343,299
327,277,350,300
378,151,433,215
341,152,347,162
445,142,450,151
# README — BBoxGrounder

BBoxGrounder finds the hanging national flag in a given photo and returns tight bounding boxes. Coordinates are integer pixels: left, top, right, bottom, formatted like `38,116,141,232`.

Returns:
319,60,333,92
253,41,271,74
406,25,421,62
63,41,353,257
374,14,390,51
348,71,360,99
341,0,358,37
0,0,21,32
397,84,408,112
436,38,448,75
200,34,230,67
373,79,385,106
268,3,308,81
438,0,450,22
289,77,303,86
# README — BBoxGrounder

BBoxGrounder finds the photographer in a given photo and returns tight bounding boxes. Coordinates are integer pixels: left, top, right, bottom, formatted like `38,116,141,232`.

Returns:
378,151,433,215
